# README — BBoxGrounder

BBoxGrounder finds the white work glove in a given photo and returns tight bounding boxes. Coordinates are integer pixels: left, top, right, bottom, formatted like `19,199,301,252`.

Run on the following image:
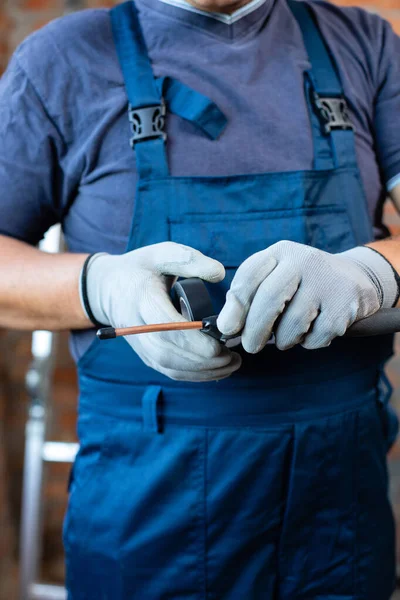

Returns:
217,241,399,353
82,242,241,381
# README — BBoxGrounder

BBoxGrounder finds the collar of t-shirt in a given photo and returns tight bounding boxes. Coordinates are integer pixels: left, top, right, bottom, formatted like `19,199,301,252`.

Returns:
135,0,276,41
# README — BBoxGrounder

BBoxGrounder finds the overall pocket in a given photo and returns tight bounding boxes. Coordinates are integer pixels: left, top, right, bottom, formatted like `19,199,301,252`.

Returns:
169,206,356,268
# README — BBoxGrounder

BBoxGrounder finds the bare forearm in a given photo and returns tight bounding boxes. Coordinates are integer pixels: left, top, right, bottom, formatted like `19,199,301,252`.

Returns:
0,235,91,330
368,238,400,281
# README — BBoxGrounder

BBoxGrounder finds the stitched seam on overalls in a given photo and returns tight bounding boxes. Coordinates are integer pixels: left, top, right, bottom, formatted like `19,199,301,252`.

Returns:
353,409,361,600
274,424,296,598
76,404,370,430
136,166,354,185
158,402,371,430
204,430,209,599
193,430,207,599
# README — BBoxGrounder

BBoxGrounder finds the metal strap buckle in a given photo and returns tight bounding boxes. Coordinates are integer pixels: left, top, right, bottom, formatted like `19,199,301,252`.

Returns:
129,100,167,147
313,93,354,134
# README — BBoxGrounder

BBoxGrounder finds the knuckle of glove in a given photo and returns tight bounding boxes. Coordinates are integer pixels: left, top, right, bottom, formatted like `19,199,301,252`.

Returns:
276,335,303,352
151,242,224,282
268,239,301,258
301,328,333,350
152,241,190,266
275,311,319,350
275,323,310,351
267,277,298,307
286,308,314,333
301,317,345,350
324,303,355,335
153,241,182,255
301,337,331,351
151,241,198,268
331,315,350,337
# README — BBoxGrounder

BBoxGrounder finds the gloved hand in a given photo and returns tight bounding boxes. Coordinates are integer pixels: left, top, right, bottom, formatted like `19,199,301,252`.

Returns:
82,242,242,381
217,241,399,353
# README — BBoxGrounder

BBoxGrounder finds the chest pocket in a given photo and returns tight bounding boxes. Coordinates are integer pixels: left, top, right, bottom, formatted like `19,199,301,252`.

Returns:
169,208,354,267
166,172,358,268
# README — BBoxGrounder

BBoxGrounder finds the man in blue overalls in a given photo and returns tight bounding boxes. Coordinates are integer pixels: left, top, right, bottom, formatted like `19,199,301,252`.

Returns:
1,0,400,597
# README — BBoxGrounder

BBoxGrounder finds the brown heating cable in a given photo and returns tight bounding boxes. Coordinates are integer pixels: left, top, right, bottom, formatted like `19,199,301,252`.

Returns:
97,321,204,339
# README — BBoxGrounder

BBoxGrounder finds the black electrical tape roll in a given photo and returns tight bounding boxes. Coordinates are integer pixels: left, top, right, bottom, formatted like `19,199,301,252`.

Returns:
172,279,241,344
172,278,214,322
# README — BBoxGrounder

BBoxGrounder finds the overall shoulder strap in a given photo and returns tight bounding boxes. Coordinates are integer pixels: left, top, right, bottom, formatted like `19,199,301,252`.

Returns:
110,2,228,179
288,0,342,96
287,0,357,171
111,1,169,179
111,1,160,107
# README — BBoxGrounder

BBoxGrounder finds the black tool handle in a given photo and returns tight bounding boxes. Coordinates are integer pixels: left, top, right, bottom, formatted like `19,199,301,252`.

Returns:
202,309,400,340
202,310,400,340
345,309,400,337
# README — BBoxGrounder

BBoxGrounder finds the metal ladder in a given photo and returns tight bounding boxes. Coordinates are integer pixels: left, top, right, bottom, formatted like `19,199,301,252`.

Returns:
18,225,79,600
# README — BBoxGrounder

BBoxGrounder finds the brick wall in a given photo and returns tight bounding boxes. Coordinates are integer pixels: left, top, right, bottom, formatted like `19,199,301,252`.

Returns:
0,0,400,597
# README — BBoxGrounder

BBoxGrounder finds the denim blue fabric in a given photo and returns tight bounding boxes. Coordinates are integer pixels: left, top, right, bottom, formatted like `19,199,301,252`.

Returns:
63,2,397,598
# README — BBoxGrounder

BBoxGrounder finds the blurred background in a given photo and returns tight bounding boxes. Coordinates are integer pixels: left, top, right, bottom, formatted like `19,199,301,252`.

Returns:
0,0,400,598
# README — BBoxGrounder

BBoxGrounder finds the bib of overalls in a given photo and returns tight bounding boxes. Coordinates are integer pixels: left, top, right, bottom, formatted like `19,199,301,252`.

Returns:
63,2,397,598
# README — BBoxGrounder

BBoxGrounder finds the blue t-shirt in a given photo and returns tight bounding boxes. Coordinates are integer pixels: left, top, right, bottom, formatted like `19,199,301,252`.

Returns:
0,0,399,359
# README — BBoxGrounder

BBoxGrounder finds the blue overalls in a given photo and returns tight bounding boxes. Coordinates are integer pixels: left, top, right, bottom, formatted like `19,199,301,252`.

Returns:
63,2,397,598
